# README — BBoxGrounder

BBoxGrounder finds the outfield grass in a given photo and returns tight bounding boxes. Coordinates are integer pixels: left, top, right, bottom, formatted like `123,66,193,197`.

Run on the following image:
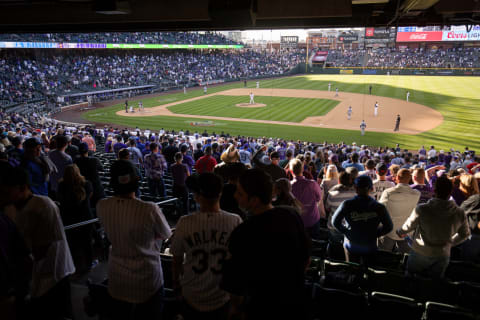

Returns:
83,75,480,151
167,95,338,122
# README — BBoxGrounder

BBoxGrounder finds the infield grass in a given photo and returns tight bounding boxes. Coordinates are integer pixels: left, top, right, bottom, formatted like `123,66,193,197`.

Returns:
83,74,480,151
167,95,338,122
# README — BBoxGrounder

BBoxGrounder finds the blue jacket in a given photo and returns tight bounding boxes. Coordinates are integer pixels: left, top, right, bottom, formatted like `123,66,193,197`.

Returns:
332,195,393,254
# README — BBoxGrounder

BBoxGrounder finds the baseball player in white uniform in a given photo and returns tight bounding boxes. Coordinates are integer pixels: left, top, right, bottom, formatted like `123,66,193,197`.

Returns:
249,92,255,105
204,85,207,94
406,91,410,102
129,105,134,113
374,102,379,117
171,173,242,316
347,106,352,120
184,86,187,94
328,83,331,91
360,120,367,136
256,81,260,89
335,88,339,97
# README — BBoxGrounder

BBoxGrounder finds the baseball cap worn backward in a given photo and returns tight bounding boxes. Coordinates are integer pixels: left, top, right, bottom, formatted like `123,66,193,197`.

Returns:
355,175,373,189
110,160,139,187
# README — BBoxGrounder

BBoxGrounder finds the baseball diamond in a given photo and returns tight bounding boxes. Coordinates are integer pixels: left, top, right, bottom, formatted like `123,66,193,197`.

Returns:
83,74,480,151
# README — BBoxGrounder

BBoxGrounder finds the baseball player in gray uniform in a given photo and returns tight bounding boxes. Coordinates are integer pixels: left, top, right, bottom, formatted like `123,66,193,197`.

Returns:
171,173,242,319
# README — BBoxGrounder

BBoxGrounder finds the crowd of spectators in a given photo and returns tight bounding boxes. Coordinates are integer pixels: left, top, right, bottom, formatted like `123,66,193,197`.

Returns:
326,49,366,67
0,31,242,45
1,104,480,318
0,48,304,107
366,47,480,68
321,47,480,69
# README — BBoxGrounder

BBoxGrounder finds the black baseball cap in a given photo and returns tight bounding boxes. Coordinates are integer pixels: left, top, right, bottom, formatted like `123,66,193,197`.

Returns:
110,160,140,194
376,163,388,175
23,137,42,149
354,175,373,189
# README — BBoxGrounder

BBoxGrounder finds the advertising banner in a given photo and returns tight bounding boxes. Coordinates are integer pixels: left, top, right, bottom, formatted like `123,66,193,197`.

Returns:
362,70,377,75
442,25,480,41
365,27,396,40
0,41,244,49
311,51,329,62
397,25,480,42
396,31,443,42
339,69,354,74
337,31,359,43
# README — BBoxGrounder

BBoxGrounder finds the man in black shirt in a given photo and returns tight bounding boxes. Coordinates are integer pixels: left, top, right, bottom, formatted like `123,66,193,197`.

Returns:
65,136,79,160
74,143,105,208
163,138,179,166
222,169,310,320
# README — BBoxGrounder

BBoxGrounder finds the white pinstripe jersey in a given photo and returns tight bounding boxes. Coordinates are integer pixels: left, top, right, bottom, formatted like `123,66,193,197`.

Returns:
97,197,172,303
170,210,242,311
6,195,75,297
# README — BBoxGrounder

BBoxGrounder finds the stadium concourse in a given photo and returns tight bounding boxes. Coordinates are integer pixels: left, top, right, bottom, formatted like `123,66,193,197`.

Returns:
2,32,480,320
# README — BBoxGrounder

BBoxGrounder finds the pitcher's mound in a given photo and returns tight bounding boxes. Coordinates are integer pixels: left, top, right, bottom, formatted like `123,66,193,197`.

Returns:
235,103,267,108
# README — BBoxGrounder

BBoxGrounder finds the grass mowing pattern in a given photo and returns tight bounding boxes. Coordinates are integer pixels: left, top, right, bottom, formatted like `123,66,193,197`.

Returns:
84,75,480,150
167,95,338,122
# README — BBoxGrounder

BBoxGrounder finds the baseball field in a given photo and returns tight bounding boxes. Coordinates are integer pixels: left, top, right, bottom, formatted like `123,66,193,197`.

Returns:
83,74,480,151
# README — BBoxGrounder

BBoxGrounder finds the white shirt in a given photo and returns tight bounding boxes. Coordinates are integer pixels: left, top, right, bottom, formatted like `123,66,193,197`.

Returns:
372,179,395,200
359,169,377,181
170,210,242,311
379,184,421,240
427,149,437,159
97,197,172,303
6,195,75,297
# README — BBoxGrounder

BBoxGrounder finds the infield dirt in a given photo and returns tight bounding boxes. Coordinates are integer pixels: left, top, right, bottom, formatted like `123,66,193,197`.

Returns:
116,88,443,135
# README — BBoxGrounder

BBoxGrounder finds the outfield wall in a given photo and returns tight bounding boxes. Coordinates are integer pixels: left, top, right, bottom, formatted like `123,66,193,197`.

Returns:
305,66,480,76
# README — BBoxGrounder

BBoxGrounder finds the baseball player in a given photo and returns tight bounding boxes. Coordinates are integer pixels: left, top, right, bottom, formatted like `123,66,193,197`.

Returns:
406,91,410,102
138,101,143,112
256,81,260,89
249,92,255,105
347,106,352,120
184,86,187,94
369,85,372,95
203,85,207,95
394,114,401,131
125,100,128,113
374,102,379,117
129,105,134,113
328,83,331,91
335,88,339,97
360,120,367,136
171,173,242,316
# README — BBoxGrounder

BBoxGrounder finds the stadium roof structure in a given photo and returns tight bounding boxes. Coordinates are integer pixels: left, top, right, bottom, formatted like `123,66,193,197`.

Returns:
0,0,478,33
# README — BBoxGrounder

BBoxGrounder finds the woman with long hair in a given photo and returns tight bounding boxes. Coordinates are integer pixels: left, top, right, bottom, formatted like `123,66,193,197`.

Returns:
321,164,339,198
452,174,480,206
273,178,303,214
57,164,94,273
40,132,50,152
105,134,114,153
